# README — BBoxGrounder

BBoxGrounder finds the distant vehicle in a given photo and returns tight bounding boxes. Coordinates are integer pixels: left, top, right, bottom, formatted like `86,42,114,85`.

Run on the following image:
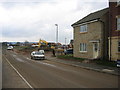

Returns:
31,51,45,60
7,46,13,50
39,50,45,54
64,48,73,55
117,60,120,68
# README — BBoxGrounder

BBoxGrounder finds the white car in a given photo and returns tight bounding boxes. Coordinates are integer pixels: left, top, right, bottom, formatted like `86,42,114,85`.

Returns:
7,46,13,50
31,51,45,60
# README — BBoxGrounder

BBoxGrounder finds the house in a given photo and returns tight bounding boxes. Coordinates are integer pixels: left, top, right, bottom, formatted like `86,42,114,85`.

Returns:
109,0,120,61
71,8,109,60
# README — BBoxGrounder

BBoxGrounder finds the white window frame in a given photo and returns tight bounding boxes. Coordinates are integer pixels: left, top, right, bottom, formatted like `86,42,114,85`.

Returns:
80,24,87,33
80,43,87,52
117,17,120,30
118,41,120,52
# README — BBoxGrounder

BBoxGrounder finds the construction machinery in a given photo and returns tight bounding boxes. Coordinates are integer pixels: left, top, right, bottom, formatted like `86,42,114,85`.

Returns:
38,39,48,48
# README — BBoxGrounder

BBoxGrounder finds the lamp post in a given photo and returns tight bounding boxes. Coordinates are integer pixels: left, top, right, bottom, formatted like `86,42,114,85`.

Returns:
65,37,67,49
65,37,67,45
55,24,58,44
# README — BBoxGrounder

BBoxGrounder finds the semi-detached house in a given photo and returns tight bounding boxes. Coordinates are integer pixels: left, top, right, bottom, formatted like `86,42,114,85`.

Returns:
71,8,109,60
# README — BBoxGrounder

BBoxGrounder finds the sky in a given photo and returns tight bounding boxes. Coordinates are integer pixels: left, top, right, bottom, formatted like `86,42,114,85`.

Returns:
0,0,109,44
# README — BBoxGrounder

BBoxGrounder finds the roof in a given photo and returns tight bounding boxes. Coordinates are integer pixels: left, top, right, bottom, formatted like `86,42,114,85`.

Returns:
71,8,109,26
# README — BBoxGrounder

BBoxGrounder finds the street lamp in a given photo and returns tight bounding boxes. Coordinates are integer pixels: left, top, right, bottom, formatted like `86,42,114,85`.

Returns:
55,24,58,44
65,37,67,45
65,37,67,49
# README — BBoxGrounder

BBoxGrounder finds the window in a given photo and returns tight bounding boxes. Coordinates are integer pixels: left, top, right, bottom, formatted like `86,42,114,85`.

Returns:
80,43,87,52
118,41,120,52
80,24,87,32
117,18,120,30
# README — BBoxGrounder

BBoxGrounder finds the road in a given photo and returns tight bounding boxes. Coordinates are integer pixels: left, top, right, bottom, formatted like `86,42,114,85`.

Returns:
2,49,118,88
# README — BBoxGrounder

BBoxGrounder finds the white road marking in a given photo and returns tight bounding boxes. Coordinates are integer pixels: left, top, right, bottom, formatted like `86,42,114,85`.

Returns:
25,57,56,67
102,69,114,72
12,55,24,62
38,62,56,67
3,55,34,90
16,58,25,62
26,58,31,60
12,54,17,57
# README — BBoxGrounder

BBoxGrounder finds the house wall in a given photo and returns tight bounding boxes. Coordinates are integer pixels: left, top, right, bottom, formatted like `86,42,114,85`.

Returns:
109,2,120,61
109,2,120,37
73,21,103,59
109,36,120,60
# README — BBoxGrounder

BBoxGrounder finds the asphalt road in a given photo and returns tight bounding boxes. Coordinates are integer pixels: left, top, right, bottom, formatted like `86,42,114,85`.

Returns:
2,49,118,88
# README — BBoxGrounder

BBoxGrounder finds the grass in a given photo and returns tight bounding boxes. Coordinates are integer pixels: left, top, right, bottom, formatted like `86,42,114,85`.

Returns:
57,55,85,62
57,55,117,67
14,46,37,52
93,60,117,67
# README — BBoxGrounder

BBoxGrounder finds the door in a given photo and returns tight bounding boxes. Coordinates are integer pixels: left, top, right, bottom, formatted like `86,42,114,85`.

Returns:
93,43,99,58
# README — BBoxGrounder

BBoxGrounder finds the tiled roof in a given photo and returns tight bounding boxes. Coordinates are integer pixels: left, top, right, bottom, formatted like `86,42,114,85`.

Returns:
72,8,109,26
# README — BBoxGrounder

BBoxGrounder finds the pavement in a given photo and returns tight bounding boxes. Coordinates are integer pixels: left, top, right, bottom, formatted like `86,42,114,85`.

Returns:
45,54,120,76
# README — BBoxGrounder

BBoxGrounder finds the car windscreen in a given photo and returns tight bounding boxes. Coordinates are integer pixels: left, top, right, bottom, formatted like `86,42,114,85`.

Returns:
67,49,73,51
35,52,43,55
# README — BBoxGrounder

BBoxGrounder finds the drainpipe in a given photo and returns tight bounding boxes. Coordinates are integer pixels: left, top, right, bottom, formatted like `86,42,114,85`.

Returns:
98,19,109,61
109,12,112,61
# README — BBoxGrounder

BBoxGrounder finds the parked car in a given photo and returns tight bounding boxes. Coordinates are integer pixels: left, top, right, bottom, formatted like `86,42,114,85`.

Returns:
117,60,120,68
64,48,73,55
7,46,13,50
31,51,45,60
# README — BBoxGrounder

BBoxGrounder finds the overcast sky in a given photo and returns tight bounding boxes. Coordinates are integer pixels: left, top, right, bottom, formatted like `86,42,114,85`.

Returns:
0,0,108,44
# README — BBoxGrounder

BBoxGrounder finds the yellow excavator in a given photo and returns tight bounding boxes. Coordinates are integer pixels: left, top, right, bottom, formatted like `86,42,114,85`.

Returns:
38,39,48,48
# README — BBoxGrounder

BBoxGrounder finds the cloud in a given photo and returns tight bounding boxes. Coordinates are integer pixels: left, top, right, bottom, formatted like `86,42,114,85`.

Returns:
0,0,108,44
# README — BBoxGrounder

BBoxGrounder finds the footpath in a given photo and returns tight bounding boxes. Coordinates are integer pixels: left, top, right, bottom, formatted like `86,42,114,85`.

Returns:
46,54,120,76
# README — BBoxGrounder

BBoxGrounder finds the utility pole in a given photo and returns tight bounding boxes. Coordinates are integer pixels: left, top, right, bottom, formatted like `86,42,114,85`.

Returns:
55,24,58,44
65,37,67,45
65,37,67,50
55,24,58,49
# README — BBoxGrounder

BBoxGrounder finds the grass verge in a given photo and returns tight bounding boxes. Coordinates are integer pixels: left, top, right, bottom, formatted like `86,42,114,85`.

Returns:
93,60,117,67
57,55,85,62
57,55,117,67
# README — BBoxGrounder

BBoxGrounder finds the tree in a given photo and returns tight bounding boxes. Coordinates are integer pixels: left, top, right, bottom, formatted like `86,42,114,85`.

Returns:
24,40,29,46
16,42,21,46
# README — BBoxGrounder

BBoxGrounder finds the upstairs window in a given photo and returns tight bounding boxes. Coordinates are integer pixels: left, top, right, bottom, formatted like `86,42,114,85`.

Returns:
118,41,120,52
117,18,120,30
80,24,87,32
80,43,87,52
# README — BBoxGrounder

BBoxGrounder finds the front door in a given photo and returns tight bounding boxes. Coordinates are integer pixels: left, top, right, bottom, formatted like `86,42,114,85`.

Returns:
93,43,99,58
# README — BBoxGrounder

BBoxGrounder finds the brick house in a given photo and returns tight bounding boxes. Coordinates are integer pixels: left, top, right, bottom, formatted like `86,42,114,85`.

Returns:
109,0,120,61
71,8,109,60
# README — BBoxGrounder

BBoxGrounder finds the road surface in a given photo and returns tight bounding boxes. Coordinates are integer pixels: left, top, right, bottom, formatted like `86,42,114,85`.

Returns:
2,49,118,88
